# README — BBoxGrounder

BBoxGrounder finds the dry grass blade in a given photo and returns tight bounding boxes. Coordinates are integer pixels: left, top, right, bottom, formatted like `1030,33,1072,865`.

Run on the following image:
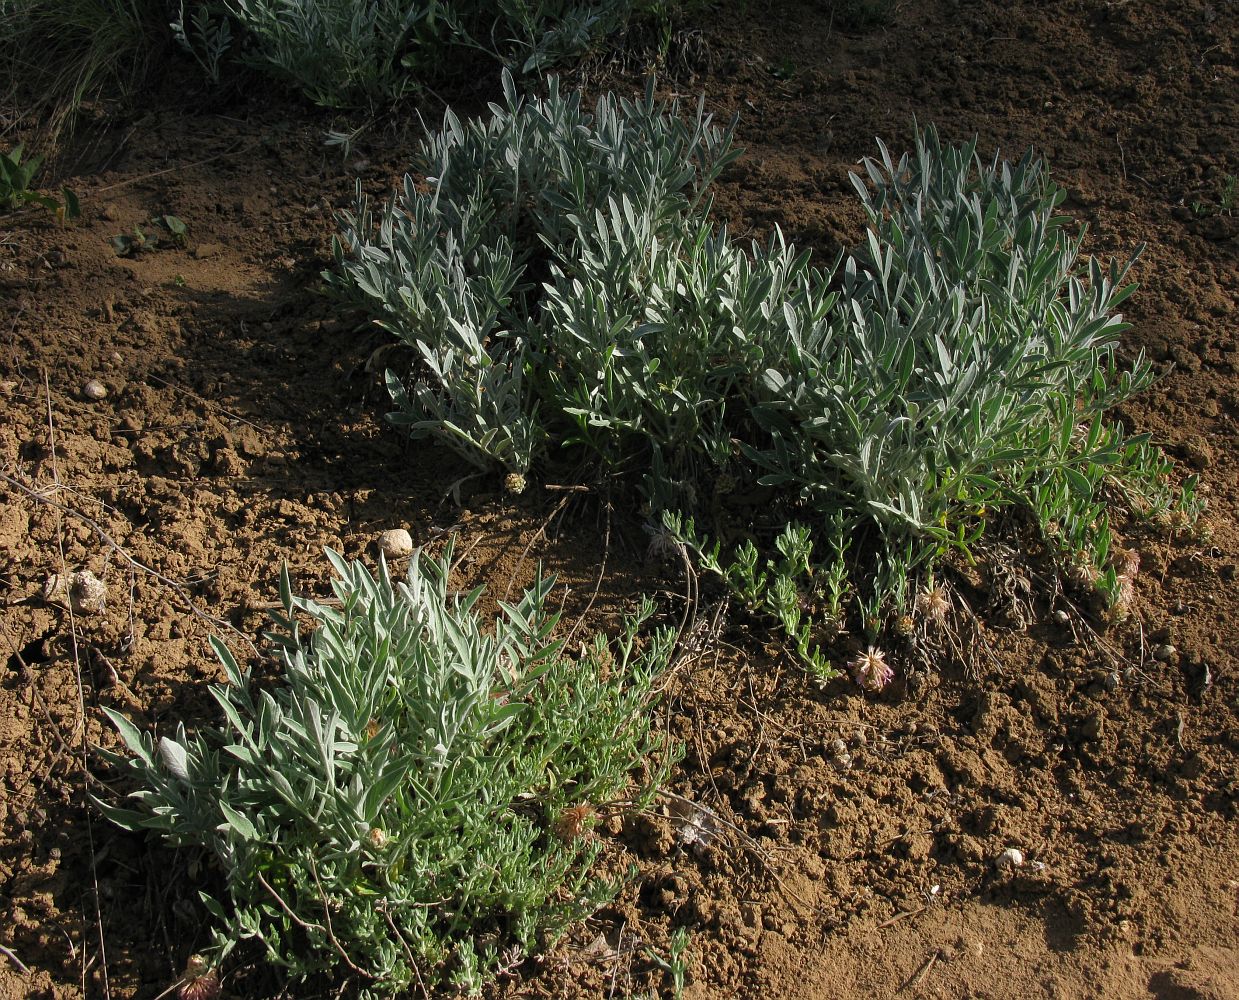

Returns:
0,943,30,975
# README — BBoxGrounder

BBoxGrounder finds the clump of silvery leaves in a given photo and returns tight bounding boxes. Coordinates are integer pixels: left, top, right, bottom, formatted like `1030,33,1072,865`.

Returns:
172,0,644,107
330,73,1202,674
98,545,674,995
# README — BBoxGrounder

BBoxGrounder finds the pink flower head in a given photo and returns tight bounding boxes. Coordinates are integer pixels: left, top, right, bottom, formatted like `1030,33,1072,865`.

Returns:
850,647,894,692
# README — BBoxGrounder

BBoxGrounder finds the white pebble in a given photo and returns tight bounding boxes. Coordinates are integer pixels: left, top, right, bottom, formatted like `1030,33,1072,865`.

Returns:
377,528,413,559
83,379,108,400
995,847,1025,871
1152,644,1176,662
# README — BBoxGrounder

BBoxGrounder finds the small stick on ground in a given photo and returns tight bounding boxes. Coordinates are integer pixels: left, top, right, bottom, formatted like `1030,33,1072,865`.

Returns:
656,789,817,915
899,949,941,992
564,499,612,648
255,870,372,980
502,493,573,603
309,857,375,980
41,374,113,1000
143,372,268,433
877,905,925,929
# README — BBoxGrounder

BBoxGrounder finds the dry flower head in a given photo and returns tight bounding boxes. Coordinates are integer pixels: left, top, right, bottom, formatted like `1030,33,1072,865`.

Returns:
178,955,221,1000
1111,546,1140,579
553,803,597,841
915,583,950,622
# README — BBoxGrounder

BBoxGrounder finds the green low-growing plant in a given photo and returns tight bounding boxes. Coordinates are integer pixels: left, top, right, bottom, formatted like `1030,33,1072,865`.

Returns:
328,71,743,482
0,145,80,219
1190,172,1236,217
330,77,1200,671
172,1,233,84
110,213,187,255
98,544,675,995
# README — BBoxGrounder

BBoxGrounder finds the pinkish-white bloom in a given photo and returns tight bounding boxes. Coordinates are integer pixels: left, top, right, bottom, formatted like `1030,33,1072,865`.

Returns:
850,647,894,692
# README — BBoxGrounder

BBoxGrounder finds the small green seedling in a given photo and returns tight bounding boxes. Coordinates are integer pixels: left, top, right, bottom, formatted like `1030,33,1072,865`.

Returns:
162,214,188,243
1191,173,1236,217
111,215,188,256
769,57,797,80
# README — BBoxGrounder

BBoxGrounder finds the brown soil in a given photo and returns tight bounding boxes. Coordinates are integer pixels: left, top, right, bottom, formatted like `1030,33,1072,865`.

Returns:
2,1,1237,998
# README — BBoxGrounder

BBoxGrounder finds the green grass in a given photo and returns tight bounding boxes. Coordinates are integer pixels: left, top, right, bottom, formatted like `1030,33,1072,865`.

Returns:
0,0,170,148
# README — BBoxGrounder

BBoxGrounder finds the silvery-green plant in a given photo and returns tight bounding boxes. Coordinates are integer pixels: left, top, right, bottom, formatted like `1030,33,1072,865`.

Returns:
221,0,433,106
749,127,1202,610
171,1,232,84
331,75,1199,666
97,544,674,995
329,70,746,483
203,0,641,107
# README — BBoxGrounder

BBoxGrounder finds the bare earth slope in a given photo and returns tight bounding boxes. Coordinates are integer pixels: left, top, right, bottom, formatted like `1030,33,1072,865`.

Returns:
1,2,1236,997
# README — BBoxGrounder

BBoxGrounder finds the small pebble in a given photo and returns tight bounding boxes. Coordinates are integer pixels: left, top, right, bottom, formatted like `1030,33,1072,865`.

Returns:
1051,609,1070,626
377,528,413,559
1152,643,1177,663
43,570,107,615
995,847,1025,871
73,571,107,613
83,379,108,400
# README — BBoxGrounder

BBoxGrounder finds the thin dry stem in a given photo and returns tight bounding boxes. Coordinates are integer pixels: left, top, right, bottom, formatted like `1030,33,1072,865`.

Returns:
501,493,572,603
564,499,612,649
41,373,113,1000
0,943,30,975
